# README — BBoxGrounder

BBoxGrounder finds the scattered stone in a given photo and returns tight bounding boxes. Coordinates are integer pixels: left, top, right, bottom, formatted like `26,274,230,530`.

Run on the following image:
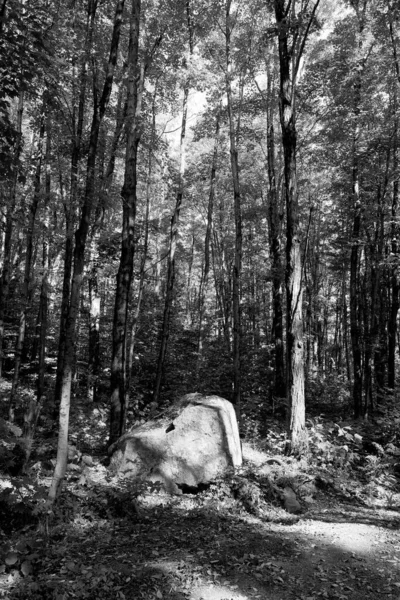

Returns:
282,486,302,514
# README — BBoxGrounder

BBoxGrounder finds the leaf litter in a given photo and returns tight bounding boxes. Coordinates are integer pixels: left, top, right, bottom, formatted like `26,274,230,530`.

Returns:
2,413,400,599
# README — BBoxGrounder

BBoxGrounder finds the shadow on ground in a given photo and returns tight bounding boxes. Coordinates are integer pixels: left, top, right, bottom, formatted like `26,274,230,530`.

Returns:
2,486,400,600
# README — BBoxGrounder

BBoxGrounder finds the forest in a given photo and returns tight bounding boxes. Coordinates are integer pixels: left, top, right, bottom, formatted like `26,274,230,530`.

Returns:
2,0,400,599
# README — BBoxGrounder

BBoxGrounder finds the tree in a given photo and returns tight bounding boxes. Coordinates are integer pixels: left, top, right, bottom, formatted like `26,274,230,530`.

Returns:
49,0,126,502
274,0,321,453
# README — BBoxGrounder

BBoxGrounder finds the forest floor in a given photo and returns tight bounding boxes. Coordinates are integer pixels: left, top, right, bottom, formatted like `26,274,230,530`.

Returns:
2,386,400,599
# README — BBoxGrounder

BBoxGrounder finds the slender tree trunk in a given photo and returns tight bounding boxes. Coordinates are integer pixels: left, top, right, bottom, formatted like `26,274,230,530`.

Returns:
126,89,156,378
225,0,242,414
153,85,188,405
0,90,24,378
21,116,52,472
87,264,101,401
266,90,285,401
153,1,193,406
54,1,93,409
9,111,45,420
48,0,125,502
349,2,368,418
37,123,51,406
389,111,399,389
197,107,220,381
109,0,142,445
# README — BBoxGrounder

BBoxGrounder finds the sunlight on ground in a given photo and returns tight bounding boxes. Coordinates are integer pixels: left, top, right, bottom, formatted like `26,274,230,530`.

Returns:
190,583,250,600
303,520,381,555
330,522,380,554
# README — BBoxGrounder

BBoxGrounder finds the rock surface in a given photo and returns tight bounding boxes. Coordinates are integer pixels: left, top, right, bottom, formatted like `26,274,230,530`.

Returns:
109,393,242,492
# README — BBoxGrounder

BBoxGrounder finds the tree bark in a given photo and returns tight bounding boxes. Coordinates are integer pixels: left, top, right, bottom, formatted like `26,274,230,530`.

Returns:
87,262,101,401
48,0,125,502
110,0,142,444
0,90,24,379
266,86,285,402
197,107,221,381
9,110,45,420
225,0,243,415
153,0,193,406
388,22,399,389
349,0,368,418
274,0,320,453
54,0,94,410
153,84,189,405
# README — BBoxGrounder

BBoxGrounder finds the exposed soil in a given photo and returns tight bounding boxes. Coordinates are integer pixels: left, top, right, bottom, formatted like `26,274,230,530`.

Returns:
1,437,400,600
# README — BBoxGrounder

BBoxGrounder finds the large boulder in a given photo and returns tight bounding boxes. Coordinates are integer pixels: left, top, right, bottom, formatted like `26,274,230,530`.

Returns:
108,393,242,492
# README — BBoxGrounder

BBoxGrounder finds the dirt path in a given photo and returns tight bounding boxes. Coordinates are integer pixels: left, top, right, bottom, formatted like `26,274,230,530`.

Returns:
147,503,400,600
2,443,400,599
5,496,399,600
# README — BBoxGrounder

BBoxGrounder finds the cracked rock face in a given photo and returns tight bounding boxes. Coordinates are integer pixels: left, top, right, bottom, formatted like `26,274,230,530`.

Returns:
109,393,242,493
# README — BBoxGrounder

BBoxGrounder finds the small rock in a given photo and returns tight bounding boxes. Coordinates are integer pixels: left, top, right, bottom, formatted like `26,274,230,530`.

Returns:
282,486,302,514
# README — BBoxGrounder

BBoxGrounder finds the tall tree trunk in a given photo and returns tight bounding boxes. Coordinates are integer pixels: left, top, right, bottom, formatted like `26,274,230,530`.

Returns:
87,262,101,401
54,1,94,409
110,0,142,444
48,0,125,502
197,107,220,381
389,98,399,390
387,3,400,390
274,0,320,453
225,0,242,414
152,85,188,405
349,1,368,418
153,0,193,406
9,111,45,420
22,119,52,472
125,90,156,407
0,90,24,378
266,88,285,401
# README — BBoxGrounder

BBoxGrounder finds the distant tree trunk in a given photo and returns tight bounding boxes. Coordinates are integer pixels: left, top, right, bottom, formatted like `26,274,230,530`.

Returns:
350,197,362,418
37,121,51,406
389,112,399,390
349,1,367,418
9,111,45,421
22,116,51,472
342,263,352,382
225,0,242,414
0,90,24,378
265,87,285,402
48,0,125,502
197,107,220,381
153,86,188,405
87,262,101,402
125,93,155,413
153,1,193,406
368,163,388,409
388,2,400,391
110,0,142,444
53,1,93,410
212,217,232,354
